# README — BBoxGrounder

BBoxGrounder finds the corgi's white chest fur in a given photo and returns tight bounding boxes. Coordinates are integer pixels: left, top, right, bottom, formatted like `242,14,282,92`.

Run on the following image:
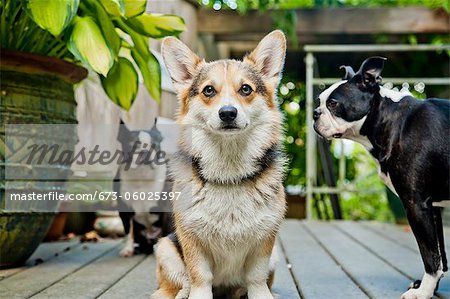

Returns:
174,182,284,286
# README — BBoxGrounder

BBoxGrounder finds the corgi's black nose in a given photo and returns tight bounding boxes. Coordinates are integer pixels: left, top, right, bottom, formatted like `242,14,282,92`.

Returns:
313,108,321,121
219,106,238,122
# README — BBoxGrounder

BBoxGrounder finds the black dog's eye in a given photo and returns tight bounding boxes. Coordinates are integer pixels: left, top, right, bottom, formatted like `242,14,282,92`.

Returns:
239,84,253,96
202,85,216,97
327,99,338,109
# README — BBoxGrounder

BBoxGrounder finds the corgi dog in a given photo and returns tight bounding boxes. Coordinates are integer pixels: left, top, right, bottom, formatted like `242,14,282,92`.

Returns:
151,30,287,299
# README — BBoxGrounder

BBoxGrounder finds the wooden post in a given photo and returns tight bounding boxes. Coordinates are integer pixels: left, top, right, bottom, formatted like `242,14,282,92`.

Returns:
305,52,316,220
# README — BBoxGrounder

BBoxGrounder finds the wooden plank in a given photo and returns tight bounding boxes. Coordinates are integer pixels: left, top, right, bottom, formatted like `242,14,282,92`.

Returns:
362,222,450,254
0,238,81,280
98,255,157,299
31,246,146,299
336,221,424,280
359,222,450,298
0,240,121,299
280,219,367,299
304,221,411,298
361,222,419,253
272,239,301,299
198,7,450,35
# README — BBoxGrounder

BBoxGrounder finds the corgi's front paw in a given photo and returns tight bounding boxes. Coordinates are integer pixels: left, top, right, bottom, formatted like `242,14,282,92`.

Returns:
247,285,273,299
400,288,432,299
188,287,213,299
175,287,189,299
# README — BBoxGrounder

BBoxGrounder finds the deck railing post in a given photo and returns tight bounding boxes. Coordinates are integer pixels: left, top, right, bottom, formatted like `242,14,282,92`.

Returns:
305,52,316,220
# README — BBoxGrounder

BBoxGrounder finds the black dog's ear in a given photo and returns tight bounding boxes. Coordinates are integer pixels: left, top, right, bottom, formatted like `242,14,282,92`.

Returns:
355,57,386,89
340,65,355,80
117,119,132,144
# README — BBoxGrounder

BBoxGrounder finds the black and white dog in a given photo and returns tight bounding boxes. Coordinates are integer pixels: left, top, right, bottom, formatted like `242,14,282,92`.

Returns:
313,57,449,299
114,120,169,256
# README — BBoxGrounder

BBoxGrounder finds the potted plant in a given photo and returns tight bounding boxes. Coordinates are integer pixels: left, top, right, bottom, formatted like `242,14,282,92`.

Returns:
0,0,185,268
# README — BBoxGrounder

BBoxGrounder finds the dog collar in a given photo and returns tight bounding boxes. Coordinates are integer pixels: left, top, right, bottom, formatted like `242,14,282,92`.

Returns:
177,144,281,185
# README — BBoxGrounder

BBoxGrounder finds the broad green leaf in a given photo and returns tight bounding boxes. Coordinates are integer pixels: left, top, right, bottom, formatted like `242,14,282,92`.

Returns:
100,0,145,18
129,28,150,57
26,0,79,36
99,0,125,16
122,22,161,101
124,0,147,17
131,46,161,102
126,13,186,38
68,16,114,76
101,57,139,110
87,0,121,58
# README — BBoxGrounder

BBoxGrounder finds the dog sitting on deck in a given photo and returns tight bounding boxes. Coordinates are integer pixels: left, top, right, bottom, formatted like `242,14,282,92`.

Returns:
151,30,287,299
313,57,449,299
114,120,167,257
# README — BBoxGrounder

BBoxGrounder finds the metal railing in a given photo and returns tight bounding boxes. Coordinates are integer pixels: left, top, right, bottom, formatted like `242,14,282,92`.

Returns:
304,44,450,219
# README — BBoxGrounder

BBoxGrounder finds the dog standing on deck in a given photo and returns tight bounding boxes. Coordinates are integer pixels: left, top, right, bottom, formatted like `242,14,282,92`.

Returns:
313,57,450,299
151,31,287,299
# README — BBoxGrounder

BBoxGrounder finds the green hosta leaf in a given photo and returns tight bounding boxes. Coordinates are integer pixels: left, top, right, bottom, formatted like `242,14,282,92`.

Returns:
123,23,161,101
126,13,186,38
87,0,121,58
99,0,125,16
131,46,161,102
101,57,139,110
100,0,145,18
124,0,147,17
26,0,79,36
68,16,114,76
128,28,150,57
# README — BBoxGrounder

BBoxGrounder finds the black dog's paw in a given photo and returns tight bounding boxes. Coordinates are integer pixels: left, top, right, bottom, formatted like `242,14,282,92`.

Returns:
409,280,421,289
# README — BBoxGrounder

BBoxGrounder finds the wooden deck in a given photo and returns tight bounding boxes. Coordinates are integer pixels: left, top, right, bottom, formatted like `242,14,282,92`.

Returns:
1,220,450,299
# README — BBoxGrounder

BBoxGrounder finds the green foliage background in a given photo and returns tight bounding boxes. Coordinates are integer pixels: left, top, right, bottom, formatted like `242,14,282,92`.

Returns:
200,0,448,11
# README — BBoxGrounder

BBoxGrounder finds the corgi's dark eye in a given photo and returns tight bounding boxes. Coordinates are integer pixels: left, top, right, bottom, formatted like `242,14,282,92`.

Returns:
202,85,216,97
239,84,253,96
327,99,338,109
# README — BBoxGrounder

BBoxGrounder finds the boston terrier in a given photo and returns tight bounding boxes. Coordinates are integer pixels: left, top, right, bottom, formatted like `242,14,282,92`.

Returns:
313,57,449,299
114,119,169,257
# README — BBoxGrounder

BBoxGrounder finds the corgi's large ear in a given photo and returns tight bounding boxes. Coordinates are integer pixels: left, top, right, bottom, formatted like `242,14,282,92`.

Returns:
161,37,202,91
245,30,286,87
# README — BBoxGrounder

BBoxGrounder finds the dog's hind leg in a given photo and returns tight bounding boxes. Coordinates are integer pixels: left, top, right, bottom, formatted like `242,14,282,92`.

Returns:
152,234,189,299
434,207,447,272
433,207,447,293
400,197,444,299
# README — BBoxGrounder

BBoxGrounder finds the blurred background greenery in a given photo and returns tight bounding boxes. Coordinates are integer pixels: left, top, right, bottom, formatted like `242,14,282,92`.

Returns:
198,0,449,11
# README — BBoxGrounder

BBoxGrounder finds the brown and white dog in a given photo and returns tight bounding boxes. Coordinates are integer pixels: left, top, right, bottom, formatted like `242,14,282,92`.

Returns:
151,31,287,299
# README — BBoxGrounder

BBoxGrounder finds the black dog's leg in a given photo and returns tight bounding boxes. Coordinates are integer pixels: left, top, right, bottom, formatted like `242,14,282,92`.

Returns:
433,207,447,293
434,207,447,272
400,198,444,299
119,211,132,234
